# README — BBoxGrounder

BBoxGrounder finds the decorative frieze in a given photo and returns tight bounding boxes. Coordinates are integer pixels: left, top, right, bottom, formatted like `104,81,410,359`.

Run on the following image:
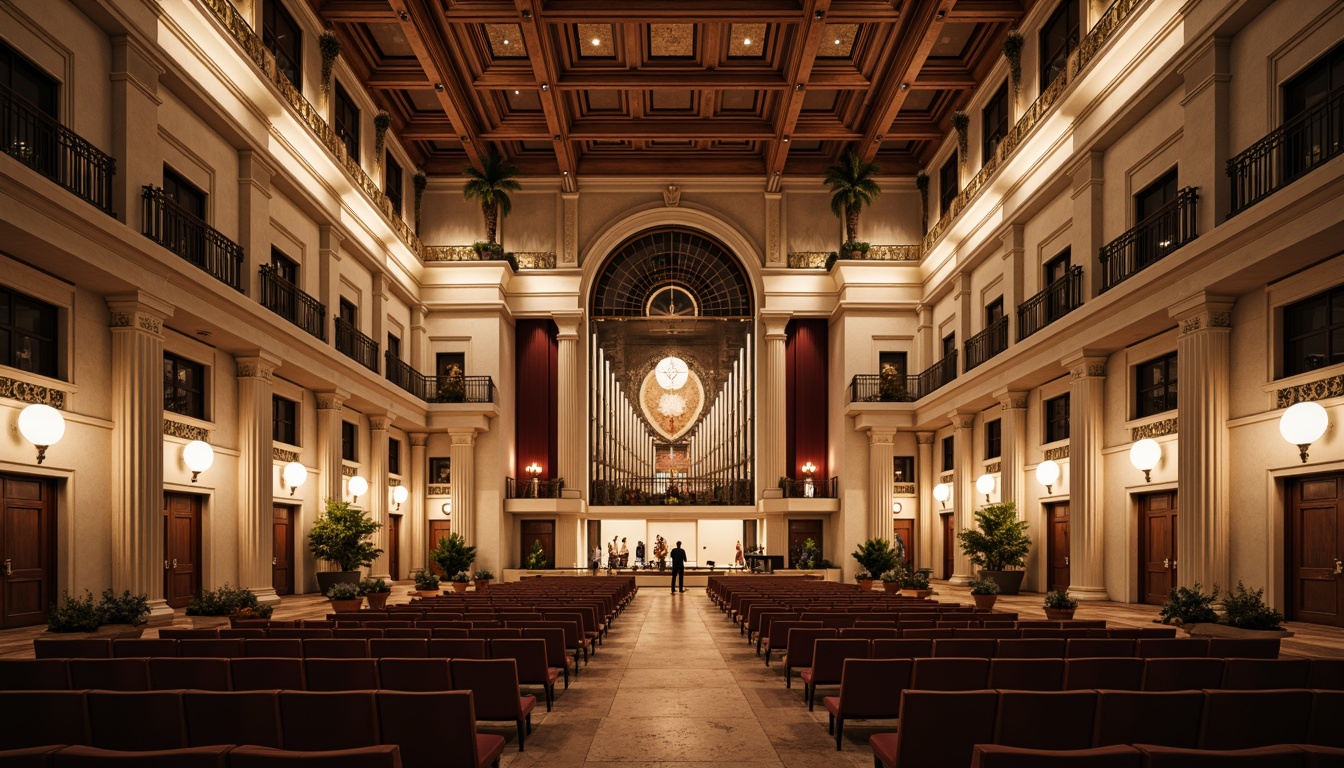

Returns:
1044,445,1070,461
389,478,401,487
0,376,66,408
428,485,451,496
893,483,916,495
164,419,210,441
999,394,1028,410
1131,418,1178,441
939,472,954,484
985,461,1002,474
514,252,557,270
1277,374,1344,408
662,185,681,207
787,252,831,269
341,466,357,477
273,447,299,463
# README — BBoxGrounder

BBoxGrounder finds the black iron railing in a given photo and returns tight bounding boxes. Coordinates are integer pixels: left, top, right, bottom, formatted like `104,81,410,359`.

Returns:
335,317,379,372
1099,187,1199,292
1019,265,1084,340
964,315,1009,371
384,352,495,403
917,351,958,395
847,373,920,403
589,477,754,506
1229,87,1344,216
142,186,244,292
779,476,839,499
506,477,566,499
1,83,115,215
259,264,326,340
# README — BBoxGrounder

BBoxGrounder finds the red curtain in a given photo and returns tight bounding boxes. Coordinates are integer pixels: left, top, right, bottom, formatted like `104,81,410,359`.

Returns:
786,318,829,480
514,319,558,481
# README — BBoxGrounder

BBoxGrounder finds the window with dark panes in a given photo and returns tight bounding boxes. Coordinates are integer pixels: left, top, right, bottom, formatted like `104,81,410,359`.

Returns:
893,456,914,484
982,83,1010,163
387,333,401,361
262,0,302,89
1045,394,1070,443
1283,42,1344,178
939,153,959,215
942,333,956,359
389,438,401,475
1044,249,1072,323
0,40,60,178
1136,169,1178,223
986,297,1004,326
1283,284,1344,377
334,83,360,160
1135,352,1178,417
164,353,205,419
0,286,59,378
942,435,955,472
273,396,297,445
342,420,357,461
163,167,206,221
0,39,59,119
1039,0,1079,91
436,352,466,378
271,248,299,284
985,419,1002,460
338,298,357,325
385,154,404,216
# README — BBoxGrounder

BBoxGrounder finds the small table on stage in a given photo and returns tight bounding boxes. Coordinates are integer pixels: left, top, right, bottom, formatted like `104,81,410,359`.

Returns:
744,554,784,573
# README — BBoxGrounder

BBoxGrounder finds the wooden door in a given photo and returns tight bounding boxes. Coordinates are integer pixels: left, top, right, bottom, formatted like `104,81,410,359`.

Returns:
787,519,823,568
1046,503,1071,590
272,505,294,596
1288,474,1344,626
941,513,955,580
163,493,201,609
1139,491,1177,605
1,476,55,628
892,519,915,570
520,520,555,569
427,520,453,576
387,514,401,581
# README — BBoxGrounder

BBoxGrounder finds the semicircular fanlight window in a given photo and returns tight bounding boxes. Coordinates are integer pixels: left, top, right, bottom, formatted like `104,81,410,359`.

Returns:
592,229,752,318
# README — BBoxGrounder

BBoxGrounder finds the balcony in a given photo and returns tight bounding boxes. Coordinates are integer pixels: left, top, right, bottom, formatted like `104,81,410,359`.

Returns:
334,317,379,372
847,373,919,403
1099,187,1199,292
1019,265,1084,340
917,351,958,395
589,477,754,506
142,186,244,292
779,476,838,499
259,264,326,341
2,83,115,215
964,315,1009,372
385,352,495,403
1229,87,1343,216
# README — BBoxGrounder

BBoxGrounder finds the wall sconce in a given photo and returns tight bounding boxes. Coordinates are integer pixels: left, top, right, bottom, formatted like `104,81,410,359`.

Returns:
932,482,950,509
525,462,543,478
282,461,307,496
348,475,369,503
18,403,65,465
976,473,995,503
1129,438,1162,482
393,485,409,510
182,440,214,483
1280,401,1329,463
802,461,817,498
1036,460,1060,494
892,500,902,514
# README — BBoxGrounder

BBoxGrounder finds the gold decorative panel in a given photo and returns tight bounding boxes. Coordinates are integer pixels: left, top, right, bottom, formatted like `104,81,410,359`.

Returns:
165,419,210,441
727,24,767,57
273,447,299,463
1044,445,1070,461
649,24,694,57
485,24,527,58
1131,419,1178,441
819,24,859,58
0,376,66,408
1277,374,1344,408
578,24,615,57
894,483,916,495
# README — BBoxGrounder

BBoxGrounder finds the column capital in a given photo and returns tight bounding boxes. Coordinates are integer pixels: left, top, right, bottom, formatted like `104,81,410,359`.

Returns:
1062,351,1109,380
761,309,792,338
868,430,896,445
995,389,1029,410
1169,292,1235,335
449,430,478,447
552,310,584,338
916,431,936,445
948,411,976,430
107,293,173,335
315,389,350,411
409,432,429,447
368,413,391,432
235,350,284,381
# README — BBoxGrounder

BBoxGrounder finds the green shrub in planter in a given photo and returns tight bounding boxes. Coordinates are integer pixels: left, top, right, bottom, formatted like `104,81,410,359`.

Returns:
431,532,476,576
309,499,383,573
413,569,440,591
968,579,999,596
326,582,361,600
1156,583,1219,625
902,571,931,590
186,584,273,618
473,569,494,581
525,539,548,569
98,589,150,626
448,571,471,584
851,537,901,579
358,578,391,595
48,590,102,633
1043,588,1078,610
1222,581,1284,630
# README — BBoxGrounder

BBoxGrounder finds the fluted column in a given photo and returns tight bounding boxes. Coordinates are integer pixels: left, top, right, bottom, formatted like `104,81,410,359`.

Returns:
761,310,791,497
408,433,428,575
367,413,390,579
1064,352,1109,600
108,294,173,620
315,391,348,503
236,351,283,605
996,390,1029,516
916,432,935,572
869,431,896,543
950,412,977,584
554,311,584,498
449,431,476,547
1171,294,1234,592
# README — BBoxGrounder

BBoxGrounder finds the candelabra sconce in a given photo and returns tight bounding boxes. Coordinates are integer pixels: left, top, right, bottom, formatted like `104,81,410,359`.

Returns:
525,462,543,498
441,499,452,516
802,461,816,498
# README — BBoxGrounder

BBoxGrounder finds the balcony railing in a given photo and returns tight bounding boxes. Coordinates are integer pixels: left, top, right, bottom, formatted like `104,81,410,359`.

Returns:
1229,87,1344,216
142,186,244,292
506,477,566,499
964,315,1009,371
917,351,958,395
847,374,919,403
259,264,326,340
1099,187,1199,292
779,476,839,499
384,352,496,403
334,317,379,372
1,83,115,215
589,477,754,506
1019,265,1084,340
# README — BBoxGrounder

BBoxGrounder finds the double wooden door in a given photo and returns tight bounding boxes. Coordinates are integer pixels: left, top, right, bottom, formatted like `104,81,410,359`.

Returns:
1,476,55,628
163,494,201,609
1139,491,1177,605
272,506,294,596
520,520,555,569
1288,473,1344,626
787,519,823,568
1046,503,1071,591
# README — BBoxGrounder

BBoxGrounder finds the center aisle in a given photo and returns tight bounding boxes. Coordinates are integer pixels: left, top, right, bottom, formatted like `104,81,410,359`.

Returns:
504,589,872,768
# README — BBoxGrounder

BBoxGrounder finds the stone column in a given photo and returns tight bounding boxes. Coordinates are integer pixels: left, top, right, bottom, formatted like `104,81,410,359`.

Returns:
235,352,282,605
315,391,349,503
108,294,174,620
868,431,897,543
1179,37,1230,232
916,305,933,373
1064,352,1109,600
1170,294,1234,592
410,305,428,372
1000,227,1025,342
408,433,428,575
996,390,1029,516
950,412,977,584
317,227,343,345
1069,151,1105,298
448,431,476,546
367,413,390,579
238,152,274,298
761,310,791,497
764,513,787,562
110,35,162,228
371,273,387,357
553,311,584,498
916,432,936,573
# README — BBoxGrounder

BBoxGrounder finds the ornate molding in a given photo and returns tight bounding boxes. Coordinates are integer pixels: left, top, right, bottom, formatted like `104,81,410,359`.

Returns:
273,447,299,463
985,461,1002,474
999,394,1028,410
765,201,779,263
514,252,556,270
369,417,390,432
863,244,921,261
869,432,895,445
236,363,275,381
563,198,578,265
951,414,976,430
0,376,66,409
787,251,831,269
341,466,357,477
1069,362,1107,380
939,472,954,484
1277,374,1344,408
164,419,209,441
409,433,429,447
662,185,681,207
109,309,163,335
1044,445,1070,461
893,483,916,495
449,432,476,447
1179,310,1233,336
428,484,451,496
916,433,936,445
315,392,347,410
423,245,477,262
1131,418,1178,441
389,478,401,487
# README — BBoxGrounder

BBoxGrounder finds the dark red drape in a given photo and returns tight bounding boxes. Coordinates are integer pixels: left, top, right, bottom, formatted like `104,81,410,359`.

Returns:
514,319,558,481
786,318,829,480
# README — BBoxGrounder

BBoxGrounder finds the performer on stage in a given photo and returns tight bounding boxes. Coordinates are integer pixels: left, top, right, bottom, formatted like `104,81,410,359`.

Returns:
735,541,745,567
619,538,629,568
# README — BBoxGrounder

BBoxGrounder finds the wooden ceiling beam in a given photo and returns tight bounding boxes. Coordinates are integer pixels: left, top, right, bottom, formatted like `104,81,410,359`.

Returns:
473,69,871,90
765,0,833,187
911,65,977,90
386,0,484,165
945,0,1025,23
442,0,522,23
516,0,579,187
367,62,433,89
568,119,776,140
825,1,901,22
401,116,459,140
534,0,806,23
856,0,955,162
480,117,553,139
317,0,397,22
881,118,944,140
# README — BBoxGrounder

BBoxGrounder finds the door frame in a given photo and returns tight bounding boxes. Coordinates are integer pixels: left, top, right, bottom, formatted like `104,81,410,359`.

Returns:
272,503,297,597
1136,488,1178,606
1283,471,1344,626
162,491,204,609
0,474,58,629
1044,501,1070,592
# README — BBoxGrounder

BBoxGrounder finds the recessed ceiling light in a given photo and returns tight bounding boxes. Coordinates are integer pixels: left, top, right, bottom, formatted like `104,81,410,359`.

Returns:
514,90,520,95
743,38,752,45
503,39,510,45
834,38,841,44
591,37,601,46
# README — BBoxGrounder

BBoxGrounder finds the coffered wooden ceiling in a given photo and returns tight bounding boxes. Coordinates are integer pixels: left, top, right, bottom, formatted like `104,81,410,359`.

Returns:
312,0,1029,186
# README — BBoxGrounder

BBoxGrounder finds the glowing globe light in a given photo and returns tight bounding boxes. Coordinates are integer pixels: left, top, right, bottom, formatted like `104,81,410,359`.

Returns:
182,440,214,482
1279,401,1329,463
18,404,65,464
1036,460,1060,493
1129,438,1162,482
283,461,308,496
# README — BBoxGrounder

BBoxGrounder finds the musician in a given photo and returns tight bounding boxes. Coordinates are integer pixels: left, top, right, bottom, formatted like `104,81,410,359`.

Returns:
735,541,745,567
619,537,629,568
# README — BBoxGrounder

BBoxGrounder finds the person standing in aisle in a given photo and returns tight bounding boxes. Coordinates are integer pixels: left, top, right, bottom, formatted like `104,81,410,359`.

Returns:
670,540,687,593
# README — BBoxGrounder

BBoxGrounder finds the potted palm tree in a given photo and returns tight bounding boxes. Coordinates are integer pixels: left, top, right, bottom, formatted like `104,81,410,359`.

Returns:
308,498,383,594
852,537,900,591
822,151,882,259
462,151,522,250
956,501,1031,594
431,532,476,590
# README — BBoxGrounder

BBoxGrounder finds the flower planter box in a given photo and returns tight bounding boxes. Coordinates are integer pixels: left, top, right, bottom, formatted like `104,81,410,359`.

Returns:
474,580,491,592
329,598,364,613
450,582,469,593
1177,621,1293,639
414,590,441,598
190,616,231,630
44,624,146,640
1044,607,1076,621
978,570,1025,595
900,589,934,599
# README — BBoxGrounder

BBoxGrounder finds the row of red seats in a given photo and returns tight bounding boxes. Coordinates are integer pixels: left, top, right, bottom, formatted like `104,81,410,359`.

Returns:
1,689,505,768
968,743,1343,768
763,626,1185,661
0,743,405,768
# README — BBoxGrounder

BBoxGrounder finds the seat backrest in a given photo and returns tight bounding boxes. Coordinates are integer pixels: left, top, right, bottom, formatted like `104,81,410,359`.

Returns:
219,629,266,639
148,658,231,691
1309,690,1344,748
784,628,836,667
1221,658,1310,690
231,658,305,692
227,744,404,768
87,690,186,751
1309,659,1344,691
837,658,911,718
766,620,821,649
1207,638,1281,659
871,638,933,659
955,628,1021,639
279,691,380,751
520,627,569,669
993,690,1096,749
427,638,487,660
178,639,244,658
369,639,428,659
268,629,333,639
988,658,1065,691
303,639,369,659
839,628,897,640
111,639,178,658
183,690,283,748
809,639,871,683
69,658,149,691
933,639,997,658
489,639,549,684
1136,638,1209,658
896,691,999,768
384,629,432,639
911,657,990,691
1141,658,1225,691
33,639,111,659
469,628,523,640
159,629,218,640
448,659,523,721
303,658,379,691
995,639,1066,659
0,690,89,749
1198,689,1312,749
971,744,1142,768
244,639,302,658
1093,690,1204,748
0,658,69,690
376,690,478,768
45,744,234,766
1066,638,1135,658
1064,657,1144,691
368,621,413,629
332,628,384,639
377,658,452,692
1135,744,1307,768
902,628,954,639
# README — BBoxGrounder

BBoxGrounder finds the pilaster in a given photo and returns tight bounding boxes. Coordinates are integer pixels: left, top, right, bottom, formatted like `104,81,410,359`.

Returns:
956,274,973,374
315,391,349,503
1064,351,1109,600
553,311,584,498
761,310,791,498
110,35,162,227
318,227,343,345
950,412,977,584
367,413,390,579
561,193,579,267
916,431,936,572
764,192,783,267
868,431,897,544
372,273,388,358
1068,151,1105,298
1179,36,1230,232
916,305,933,373
996,389,1029,518
999,227,1025,342
236,351,283,605
448,431,477,547
407,433,428,574
238,151,275,298
410,304,429,372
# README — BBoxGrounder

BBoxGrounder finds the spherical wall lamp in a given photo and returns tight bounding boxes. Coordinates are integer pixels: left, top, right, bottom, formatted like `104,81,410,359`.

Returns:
976,473,995,503
282,461,307,496
892,499,902,514
393,484,409,510
1036,459,1060,494
18,403,65,465
1280,401,1329,463
182,440,214,483
348,474,369,503
1129,438,1162,482
441,499,452,516
932,482,951,509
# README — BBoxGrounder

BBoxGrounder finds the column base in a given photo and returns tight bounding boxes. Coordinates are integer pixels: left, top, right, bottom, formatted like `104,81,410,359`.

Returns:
371,573,391,582
947,574,973,586
146,600,176,625
250,587,281,607
1068,585,1110,601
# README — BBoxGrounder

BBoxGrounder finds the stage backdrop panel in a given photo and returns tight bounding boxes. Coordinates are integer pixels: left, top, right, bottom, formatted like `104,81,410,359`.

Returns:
647,520,698,566
696,519,742,568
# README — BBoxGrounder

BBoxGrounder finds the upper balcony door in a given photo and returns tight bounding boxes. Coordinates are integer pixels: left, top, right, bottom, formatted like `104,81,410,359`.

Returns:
1284,42,1344,179
271,249,299,323
1043,249,1072,324
1134,170,1178,268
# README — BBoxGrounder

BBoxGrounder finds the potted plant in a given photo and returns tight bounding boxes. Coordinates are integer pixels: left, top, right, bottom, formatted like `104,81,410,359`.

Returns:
880,569,905,593
1043,588,1078,620
412,568,441,597
359,577,392,610
1156,582,1219,628
462,151,521,247
525,539,548,570
436,363,467,402
96,589,150,638
854,570,874,590
45,590,114,638
968,578,999,610
186,584,273,629
308,498,383,594
326,581,364,612
445,571,469,593
900,570,933,599
956,502,1031,594
431,532,477,583
852,537,901,586
473,569,494,592
1161,582,1293,638
822,151,882,256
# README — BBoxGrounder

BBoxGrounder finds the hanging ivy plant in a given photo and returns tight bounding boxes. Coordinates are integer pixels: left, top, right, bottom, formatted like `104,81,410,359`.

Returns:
951,110,970,172
319,31,341,99
1003,31,1025,104
413,169,428,234
373,110,392,170
915,172,930,236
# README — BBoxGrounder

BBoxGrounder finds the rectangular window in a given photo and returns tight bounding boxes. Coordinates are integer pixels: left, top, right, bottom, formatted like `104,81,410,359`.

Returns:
986,297,1005,326
939,153,959,215
334,83,360,160
262,0,303,89
163,167,206,221
338,298,357,326
389,438,401,475
1135,169,1178,223
0,39,59,120
436,352,466,378
272,396,297,445
893,456,915,484
942,435,955,472
271,248,299,284
982,82,1010,163
1135,352,1178,417
879,351,907,379
985,419,1002,460
1039,0,1080,91
341,420,357,461
1045,394,1070,443
163,353,205,419
942,332,956,359
385,154,404,216
0,285,59,378
387,333,401,361
1284,41,1344,122
1283,284,1344,377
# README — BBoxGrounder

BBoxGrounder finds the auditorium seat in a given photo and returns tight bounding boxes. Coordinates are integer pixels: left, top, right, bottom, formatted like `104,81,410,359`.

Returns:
376,658,452,692
278,691,380,751
331,628,383,639
183,690,283,748
993,690,1096,750
178,639,244,658
228,745,404,767
111,639,177,658
86,691,185,751
369,639,428,658
1309,691,1344,748
911,657,990,690
448,659,536,751
781,627,836,687
1067,639,1136,658
933,639,997,658
1221,658,1311,689
0,691,90,749
303,658,379,691
384,629,432,639
970,744,1142,768
1309,660,1344,691
1208,638,1281,659
1137,639,1209,658
376,691,505,768
268,629,333,639
490,639,560,711
244,639,301,658
1135,744,1305,768
1199,689,1312,749
870,690,998,768
148,658,231,691
231,658,305,692
50,744,233,767
428,628,470,639
1142,658,1225,691
0,745,64,768
988,658,1065,691
839,628,898,640
1093,690,1205,748
763,620,823,664
520,627,572,688
1064,658,1145,690
69,659,149,691
34,639,110,659
159,629,218,639
821,658,910,750
0,658,69,690
302,639,368,658
870,638,934,660
995,639,1066,658
800,638,869,710
428,639,487,660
